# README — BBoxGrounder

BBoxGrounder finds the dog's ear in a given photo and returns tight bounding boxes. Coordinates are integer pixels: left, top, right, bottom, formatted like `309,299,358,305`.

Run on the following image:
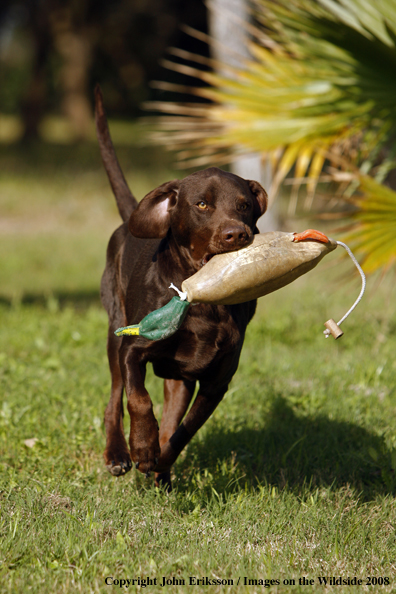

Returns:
128,180,180,238
248,180,268,220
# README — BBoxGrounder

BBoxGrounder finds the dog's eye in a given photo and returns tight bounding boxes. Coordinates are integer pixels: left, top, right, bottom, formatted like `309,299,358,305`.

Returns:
238,202,249,211
197,201,208,210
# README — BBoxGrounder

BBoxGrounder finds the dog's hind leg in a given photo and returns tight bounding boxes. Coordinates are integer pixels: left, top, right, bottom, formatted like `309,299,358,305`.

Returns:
104,330,132,476
155,379,195,490
156,383,228,474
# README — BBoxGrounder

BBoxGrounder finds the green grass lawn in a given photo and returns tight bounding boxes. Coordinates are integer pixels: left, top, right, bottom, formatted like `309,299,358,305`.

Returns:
1,138,395,593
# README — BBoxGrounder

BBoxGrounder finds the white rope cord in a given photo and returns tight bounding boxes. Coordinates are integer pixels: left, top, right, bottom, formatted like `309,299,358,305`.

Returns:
323,241,366,338
169,283,188,301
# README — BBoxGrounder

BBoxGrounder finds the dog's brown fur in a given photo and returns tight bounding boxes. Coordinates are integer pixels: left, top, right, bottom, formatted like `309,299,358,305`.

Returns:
95,86,268,489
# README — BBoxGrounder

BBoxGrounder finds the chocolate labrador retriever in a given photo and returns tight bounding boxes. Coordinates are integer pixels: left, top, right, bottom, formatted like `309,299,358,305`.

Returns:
95,87,268,489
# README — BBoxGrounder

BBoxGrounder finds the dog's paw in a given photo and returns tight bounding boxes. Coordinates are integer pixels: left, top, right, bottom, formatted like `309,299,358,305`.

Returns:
155,471,172,492
131,446,161,477
104,448,132,476
106,459,132,476
129,415,161,476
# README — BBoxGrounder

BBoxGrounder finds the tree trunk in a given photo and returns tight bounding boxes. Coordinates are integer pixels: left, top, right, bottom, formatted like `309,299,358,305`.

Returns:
20,9,51,140
51,6,93,140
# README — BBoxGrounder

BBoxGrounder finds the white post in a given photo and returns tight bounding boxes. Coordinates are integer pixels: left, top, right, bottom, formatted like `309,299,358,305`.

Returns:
208,0,278,231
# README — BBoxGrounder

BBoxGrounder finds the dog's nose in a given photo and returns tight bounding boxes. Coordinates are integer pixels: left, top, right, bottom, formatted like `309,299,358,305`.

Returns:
221,226,249,248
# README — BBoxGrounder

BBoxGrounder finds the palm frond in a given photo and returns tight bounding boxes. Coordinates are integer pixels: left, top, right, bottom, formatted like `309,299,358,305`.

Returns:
342,177,396,272
149,0,396,272
152,0,396,178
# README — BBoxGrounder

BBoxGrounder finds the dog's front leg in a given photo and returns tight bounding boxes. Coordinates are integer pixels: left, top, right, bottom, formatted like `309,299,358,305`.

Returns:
120,344,161,476
156,383,228,473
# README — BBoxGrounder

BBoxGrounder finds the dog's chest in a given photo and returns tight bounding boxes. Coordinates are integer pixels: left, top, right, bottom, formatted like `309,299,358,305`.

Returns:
148,303,248,381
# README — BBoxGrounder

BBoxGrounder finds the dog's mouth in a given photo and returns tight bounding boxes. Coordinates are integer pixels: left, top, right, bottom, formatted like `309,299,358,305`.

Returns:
200,239,254,268
200,248,237,268
200,242,252,268
201,253,216,267
199,231,254,268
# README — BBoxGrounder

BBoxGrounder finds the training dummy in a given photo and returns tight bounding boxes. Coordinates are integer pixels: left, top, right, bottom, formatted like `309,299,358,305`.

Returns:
115,229,365,341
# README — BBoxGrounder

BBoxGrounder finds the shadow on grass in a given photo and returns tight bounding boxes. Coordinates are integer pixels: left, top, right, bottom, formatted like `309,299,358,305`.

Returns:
178,397,395,501
0,289,101,309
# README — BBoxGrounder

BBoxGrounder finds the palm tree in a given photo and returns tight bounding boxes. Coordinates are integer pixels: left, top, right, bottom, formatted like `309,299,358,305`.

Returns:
149,0,396,273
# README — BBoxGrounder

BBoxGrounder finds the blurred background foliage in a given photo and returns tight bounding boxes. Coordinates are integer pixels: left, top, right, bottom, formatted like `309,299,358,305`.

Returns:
1,0,396,276
0,0,208,141
0,0,210,302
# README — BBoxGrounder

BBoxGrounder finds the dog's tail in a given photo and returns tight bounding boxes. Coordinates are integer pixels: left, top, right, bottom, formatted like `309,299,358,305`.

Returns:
94,85,138,221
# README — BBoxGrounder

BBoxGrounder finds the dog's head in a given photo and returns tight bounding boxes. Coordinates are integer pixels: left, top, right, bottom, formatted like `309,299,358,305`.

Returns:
128,167,268,269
